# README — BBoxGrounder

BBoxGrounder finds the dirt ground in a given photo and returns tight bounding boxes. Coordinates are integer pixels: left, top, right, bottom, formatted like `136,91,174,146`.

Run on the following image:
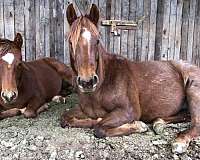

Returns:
0,94,199,160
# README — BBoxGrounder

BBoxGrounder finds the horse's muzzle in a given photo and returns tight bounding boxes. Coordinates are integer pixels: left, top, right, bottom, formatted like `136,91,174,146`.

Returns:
1,90,18,104
77,74,99,92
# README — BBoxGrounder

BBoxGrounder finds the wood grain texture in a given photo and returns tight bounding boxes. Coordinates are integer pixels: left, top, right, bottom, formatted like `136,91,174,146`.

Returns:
24,0,36,61
160,0,170,60
168,0,177,60
14,0,25,60
174,0,183,60
180,0,190,61
141,0,150,61
187,0,196,63
0,0,199,66
148,0,157,60
136,0,144,61
3,0,15,40
127,0,137,60
0,1,4,38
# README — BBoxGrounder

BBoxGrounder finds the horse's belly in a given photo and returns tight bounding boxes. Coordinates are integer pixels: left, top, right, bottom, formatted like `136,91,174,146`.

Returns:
139,78,185,122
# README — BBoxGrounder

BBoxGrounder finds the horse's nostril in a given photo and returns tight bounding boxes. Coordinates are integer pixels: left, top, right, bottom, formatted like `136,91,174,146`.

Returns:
1,92,6,99
12,92,17,99
77,76,81,85
93,75,99,85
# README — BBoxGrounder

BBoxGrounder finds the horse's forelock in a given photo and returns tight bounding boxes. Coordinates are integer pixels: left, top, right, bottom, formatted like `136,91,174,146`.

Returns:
68,16,100,54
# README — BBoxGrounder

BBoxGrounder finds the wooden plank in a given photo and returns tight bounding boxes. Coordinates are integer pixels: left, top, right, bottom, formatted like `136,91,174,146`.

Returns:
168,0,177,60
112,0,121,54
98,0,107,48
141,0,150,61
192,0,200,66
14,0,25,60
160,0,171,60
105,0,111,51
64,0,73,64
148,0,157,60
180,0,190,60
155,0,164,60
24,0,36,61
174,0,183,60
44,0,50,57
55,0,64,62
127,0,137,60
3,0,15,39
136,0,144,61
109,0,115,53
35,0,44,59
49,0,56,58
187,0,196,63
0,1,4,38
120,0,129,58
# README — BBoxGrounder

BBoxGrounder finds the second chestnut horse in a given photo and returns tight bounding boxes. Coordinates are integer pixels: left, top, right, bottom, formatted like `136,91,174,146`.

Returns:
0,33,72,119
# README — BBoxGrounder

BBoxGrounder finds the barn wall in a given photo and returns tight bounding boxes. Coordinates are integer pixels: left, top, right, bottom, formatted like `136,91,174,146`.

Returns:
0,0,200,66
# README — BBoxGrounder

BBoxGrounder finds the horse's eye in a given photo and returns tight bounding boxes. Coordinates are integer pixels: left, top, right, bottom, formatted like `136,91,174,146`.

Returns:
97,39,99,45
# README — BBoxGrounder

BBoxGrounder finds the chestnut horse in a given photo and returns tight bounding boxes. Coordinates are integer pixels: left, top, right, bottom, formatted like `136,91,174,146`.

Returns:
61,4,200,154
0,33,72,119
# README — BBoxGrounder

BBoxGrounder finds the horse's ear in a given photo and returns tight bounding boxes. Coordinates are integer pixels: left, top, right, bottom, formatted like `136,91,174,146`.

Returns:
86,4,99,26
14,33,23,48
66,3,77,26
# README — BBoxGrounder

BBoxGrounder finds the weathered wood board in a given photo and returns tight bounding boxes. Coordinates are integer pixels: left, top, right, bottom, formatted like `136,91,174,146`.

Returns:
0,0,199,66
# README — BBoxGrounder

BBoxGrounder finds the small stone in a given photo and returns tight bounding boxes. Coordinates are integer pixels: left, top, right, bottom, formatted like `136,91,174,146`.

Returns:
75,150,85,159
1,140,13,148
49,150,57,160
28,145,37,151
152,154,159,159
152,140,168,145
36,136,44,141
173,154,180,160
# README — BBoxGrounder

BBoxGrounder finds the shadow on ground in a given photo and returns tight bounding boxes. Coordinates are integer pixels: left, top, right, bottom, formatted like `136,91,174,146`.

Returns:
0,94,199,160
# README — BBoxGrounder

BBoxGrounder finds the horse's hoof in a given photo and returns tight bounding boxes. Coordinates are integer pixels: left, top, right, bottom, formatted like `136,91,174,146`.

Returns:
23,110,37,118
60,118,69,128
171,139,189,154
94,128,106,138
153,118,166,135
134,121,149,133
52,95,66,104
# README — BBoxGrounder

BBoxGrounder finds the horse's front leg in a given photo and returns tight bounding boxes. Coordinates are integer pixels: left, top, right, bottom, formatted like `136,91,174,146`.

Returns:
60,105,100,128
22,96,45,118
0,108,22,120
94,107,148,138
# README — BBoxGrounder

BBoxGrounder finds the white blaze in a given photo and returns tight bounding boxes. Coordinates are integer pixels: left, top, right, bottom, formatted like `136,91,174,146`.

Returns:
2,53,15,65
81,28,91,42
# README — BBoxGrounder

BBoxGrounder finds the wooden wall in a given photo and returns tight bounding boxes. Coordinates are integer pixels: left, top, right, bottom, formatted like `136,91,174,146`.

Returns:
0,0,200,66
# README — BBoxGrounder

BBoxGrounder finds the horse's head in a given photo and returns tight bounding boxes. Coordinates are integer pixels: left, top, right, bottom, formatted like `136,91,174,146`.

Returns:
0,33,26,104
67,4,102,93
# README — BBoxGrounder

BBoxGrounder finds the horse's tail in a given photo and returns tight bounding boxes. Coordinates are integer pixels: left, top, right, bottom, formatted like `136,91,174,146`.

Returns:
43,57,74,96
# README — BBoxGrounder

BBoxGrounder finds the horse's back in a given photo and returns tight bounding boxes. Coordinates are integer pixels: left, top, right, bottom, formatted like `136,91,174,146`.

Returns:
26,58,62,100
132,61,186,122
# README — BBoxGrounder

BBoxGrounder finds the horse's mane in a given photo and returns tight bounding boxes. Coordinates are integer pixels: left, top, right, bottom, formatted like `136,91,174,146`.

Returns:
68,16,100,54
0,39,13,55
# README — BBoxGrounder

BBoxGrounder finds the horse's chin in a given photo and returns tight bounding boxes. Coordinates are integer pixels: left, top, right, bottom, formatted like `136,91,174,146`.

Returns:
78,86,97,93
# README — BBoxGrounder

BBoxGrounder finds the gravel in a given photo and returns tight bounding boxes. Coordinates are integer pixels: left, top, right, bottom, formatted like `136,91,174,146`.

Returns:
0,94,199,160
